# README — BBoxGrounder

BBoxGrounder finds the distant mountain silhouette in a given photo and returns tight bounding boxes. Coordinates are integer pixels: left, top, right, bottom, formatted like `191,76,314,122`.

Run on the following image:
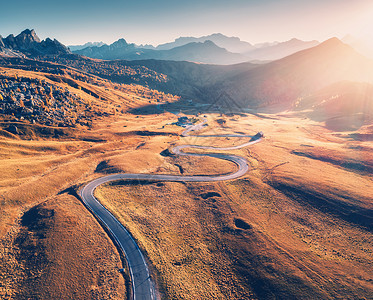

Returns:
156,33,254,53
74,38,140,60
0,29,70,57
73,33,321,64
253,41,280,49
213,38,373,111
155,34,319,61
68,41,106,51
245,38,319,61
153,41,245,64
75,39,245,64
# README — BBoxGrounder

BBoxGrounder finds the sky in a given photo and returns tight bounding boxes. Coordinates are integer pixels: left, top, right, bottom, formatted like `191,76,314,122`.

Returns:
1,0,373,46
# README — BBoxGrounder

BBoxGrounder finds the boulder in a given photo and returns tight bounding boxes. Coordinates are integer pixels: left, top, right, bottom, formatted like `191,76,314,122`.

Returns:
7,124,19,134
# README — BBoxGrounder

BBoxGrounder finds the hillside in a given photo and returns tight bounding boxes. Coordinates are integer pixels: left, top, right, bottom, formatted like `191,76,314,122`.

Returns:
0,56,179,133
41,37,373,131
0,56,181,299
0,31,372,299
36,54,257,102
296,81,373,131
54,38,373,131
214,38,373,112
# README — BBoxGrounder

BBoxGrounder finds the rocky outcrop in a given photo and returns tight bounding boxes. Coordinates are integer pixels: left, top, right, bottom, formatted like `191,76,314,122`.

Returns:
14,29,41,49
1,29,71,57
0,35,5,49
4,34,17,48
39,38,70,55
0,75,92,127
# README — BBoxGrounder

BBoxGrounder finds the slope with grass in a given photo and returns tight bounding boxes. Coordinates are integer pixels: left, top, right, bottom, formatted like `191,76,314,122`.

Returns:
0,63,182,299
95,113,372,299
80,118,261,299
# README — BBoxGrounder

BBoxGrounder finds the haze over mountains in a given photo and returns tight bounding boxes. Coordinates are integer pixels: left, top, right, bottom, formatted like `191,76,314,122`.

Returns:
68,42,105,52
153,33,255,52
215,38,373,108
342,35,373,60
1,29,373,131
74,39,245,64
72,33,321,64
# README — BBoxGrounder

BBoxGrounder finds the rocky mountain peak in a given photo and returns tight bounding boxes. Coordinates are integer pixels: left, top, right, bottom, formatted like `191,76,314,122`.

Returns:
1,29,70,56
15,29,41,49
319,37,344,48
19,29,41,42
111,38,129,48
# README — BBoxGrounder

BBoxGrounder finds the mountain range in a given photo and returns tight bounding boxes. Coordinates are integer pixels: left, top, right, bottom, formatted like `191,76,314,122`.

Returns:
72,34,321,64
1,29,373,129
204,37,373,131
0,29,70,57
112,37,373,128
74,39,245,64
243,38,319,61
68,41,106,52
0,29,322,65
154,33,255,53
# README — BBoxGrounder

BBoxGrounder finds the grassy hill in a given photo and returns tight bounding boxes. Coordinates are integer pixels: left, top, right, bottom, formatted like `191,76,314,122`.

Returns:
0,39,372,299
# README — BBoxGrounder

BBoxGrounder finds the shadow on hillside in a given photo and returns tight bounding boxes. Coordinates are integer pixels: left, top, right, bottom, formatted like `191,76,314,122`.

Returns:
306,109,372,132
128,90,258,116
127,99,280,120
271,182,373,232
323,114,369,132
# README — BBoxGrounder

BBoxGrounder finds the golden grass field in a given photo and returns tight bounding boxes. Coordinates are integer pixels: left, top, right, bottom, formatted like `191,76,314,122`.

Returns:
95,114,373,299
0,66,372,299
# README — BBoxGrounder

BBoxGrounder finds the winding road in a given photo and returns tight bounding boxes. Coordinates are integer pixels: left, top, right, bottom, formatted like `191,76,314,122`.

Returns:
80,118,262,300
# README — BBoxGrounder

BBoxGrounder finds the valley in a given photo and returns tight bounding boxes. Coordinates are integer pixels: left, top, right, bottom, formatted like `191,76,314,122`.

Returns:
0,28,372,299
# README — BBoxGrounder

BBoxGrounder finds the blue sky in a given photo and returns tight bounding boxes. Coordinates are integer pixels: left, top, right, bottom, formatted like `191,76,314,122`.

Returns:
1,0,372,46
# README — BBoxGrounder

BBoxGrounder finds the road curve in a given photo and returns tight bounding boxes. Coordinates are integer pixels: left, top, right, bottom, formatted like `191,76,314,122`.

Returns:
80,118,262,300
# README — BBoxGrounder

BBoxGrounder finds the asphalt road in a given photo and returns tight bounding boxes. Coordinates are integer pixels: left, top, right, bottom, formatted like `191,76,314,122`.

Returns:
80,119,262,300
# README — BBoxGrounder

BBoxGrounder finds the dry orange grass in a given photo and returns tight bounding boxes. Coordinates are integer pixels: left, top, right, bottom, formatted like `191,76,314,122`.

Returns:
0,194,126,299
1,64,372,299
95,113,373,299
0,67,185,299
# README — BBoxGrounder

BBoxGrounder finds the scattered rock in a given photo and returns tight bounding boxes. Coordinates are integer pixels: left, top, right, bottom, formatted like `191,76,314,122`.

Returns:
234,218,252,230
216,118,226,125
160,149,173,157
6,124,18,134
